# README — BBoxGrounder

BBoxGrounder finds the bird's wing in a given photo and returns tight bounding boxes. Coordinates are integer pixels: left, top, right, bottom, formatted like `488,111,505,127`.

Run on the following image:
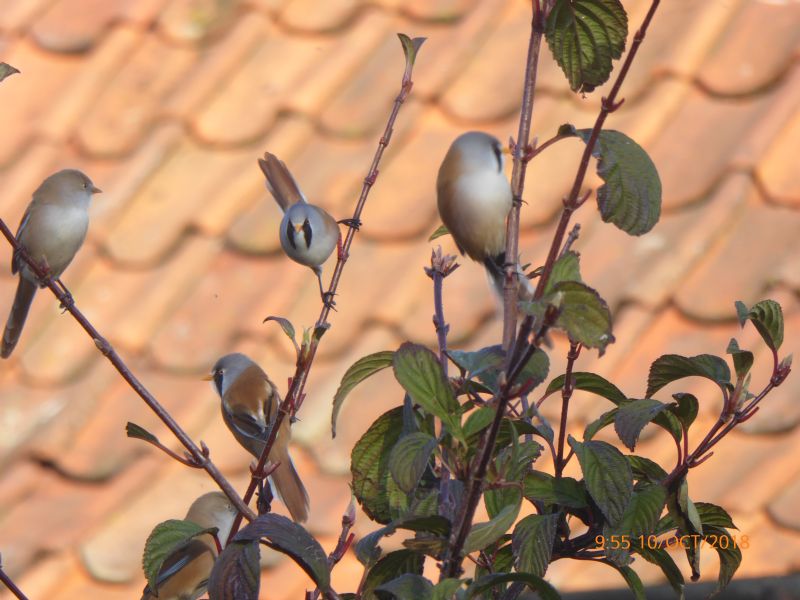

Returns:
11,205,33,275
258,153,307,211
141,539,213,598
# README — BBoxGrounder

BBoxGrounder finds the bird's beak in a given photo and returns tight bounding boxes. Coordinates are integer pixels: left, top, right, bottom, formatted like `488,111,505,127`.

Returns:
201,374,214,381
90,185,102,194
294,224,304,233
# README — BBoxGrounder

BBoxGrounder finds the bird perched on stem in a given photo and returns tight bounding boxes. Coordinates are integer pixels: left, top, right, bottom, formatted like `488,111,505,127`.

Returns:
259,152,343,305
141,492,237,600
436,132,533,300
2,169,101,358
205,352,309,523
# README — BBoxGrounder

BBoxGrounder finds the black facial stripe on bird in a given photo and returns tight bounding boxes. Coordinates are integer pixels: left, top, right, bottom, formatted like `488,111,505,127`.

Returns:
213,370,224,397
302,218,313,248
492,143,503,172
285,218,297,250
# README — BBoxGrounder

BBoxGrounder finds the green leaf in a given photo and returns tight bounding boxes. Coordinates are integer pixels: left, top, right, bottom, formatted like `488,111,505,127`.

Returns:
569,437,632,526
375,574,433,600
704,526,742,594
332,351,395,437
393,343,464,442
551,281,615,354
663,478,702,580
544,251,582,295
0,63,19,83
397,34,426,71
428,225,450,242
234,513,330,592
584,408,616,440
512,514,559,577
545,0,628,93
572,129,661,235
659,502,737,532
742,299,784,351
611,565,646,600
603,483,667,566
646,354,731,398
634,544,684,599
524,471,588,509
614,398,669,451
546,372,627,404
352,407,405,524
463,407,494,440
207,540,260,600
448,345,504,380
627,455,667,483
363,550,424,600
263,315,300,355
432,578,464,600
463,500,521,554
355,515,451,568
142,519,217,594
466,573,561,600
726,338,754,380
126,421,159,445
389,432,437,494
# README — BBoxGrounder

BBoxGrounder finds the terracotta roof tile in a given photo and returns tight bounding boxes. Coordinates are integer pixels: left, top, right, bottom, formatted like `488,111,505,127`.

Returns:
757,86,800,207
396,0,479,22
10,552,82,600
769,475,800,532
278,0,364,33
30,0,120,53
157,0,239,44
118,0,170,25
0,0,50,33
730,513,800,577
696,0,800,97
77,33,195,157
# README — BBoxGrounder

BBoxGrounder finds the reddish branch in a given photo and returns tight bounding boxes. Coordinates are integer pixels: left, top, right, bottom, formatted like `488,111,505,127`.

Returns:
0,220,254,521
555,342,581,478
0,559,28,600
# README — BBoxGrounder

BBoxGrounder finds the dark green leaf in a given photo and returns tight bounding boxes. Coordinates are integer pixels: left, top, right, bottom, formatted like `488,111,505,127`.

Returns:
142,519,217,594
512,514,559,577
744,299,784,351
207,540,260,600
659,502,737,532
332,351,395,437
352,407,405,524
544,251,582,295
126,421,159,445
634,544,684,599
573,129,661,235
466,573,561,600
646,354,731,398
735,301,749,327
463,500,520,554
704,526,742,594
0,63,19,82
393,343,463,442
663,478,702,580
603,483,667,565
355,516,451,568
432,578,464,600
428,224,450,242
375,573,433,600
611,565,646,600
511,348,550,393
484,488,522,521
463,407,494,439
263,315,299,354
551,281,615,354
584,408,616,440
726,339,754,379
448,346,504,379
670,393,698,431
545,0,627,93
627,455,667,483
389,432,437,494
546,372,627,404
569,437,632,525
614,398,669,451
363,550,424,600
234,513,330,591
524,471,588,509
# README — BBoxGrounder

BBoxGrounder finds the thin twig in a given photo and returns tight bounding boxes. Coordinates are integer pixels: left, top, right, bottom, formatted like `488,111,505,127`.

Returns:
555,342,581,478
228,44,422,540
0,220,254,521
310,502,356,600
0,560,28,600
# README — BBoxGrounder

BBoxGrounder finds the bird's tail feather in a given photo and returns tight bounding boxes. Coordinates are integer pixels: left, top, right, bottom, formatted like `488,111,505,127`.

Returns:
271,445,310,523
483,253,534,303
258,153,306,211
2,278,36,359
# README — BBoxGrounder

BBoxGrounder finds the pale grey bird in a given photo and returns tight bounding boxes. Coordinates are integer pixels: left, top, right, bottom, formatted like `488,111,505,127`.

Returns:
141,492,237,600
2,169,101,358
258,153,343,303
437,132,533,300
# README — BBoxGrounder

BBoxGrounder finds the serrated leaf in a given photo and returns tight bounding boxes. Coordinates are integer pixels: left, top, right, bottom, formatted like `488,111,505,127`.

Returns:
573,129,661,235
646,354,731,398
704,526,742,594
376,574,433,600
569,437,632,526
466,573,561,600
523,471,588,509
463,500,520,554
363,550,424,600
746,299,784,351
634,544,684,599
584,408,617,440
428,225,450,242
670,393,698,431
463,407,494,439
126,421,159,445
263,316,299,355
0,63,19,82
389,432,437,494
614,399,669,451
143,519,217,594
603,483,666,566
448,345,504,380
544,251,582,295
551,281,615,354
393,343,463,442
234,513,330,591
627,455,667,483
332,350,394,437
545,0,628,93
512,514,558,577
207,540,260,600
546,371,627,404
352,407,405,524
726,338,754,379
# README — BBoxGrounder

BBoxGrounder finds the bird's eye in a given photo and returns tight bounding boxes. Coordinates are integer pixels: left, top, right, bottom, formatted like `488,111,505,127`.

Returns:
82,182,87,189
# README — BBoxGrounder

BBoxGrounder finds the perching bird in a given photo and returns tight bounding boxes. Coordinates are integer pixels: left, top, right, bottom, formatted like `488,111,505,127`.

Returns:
258,152,340,302
2,169,101,358
436,132,533,299
205,352,309,523
141,492,237,600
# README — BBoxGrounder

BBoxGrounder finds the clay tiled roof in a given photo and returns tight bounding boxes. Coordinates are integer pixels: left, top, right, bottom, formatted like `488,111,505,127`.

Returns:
0,0,799,597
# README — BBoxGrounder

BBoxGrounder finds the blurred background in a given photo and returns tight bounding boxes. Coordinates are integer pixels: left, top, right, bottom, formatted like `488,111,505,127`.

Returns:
0,0,799,597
